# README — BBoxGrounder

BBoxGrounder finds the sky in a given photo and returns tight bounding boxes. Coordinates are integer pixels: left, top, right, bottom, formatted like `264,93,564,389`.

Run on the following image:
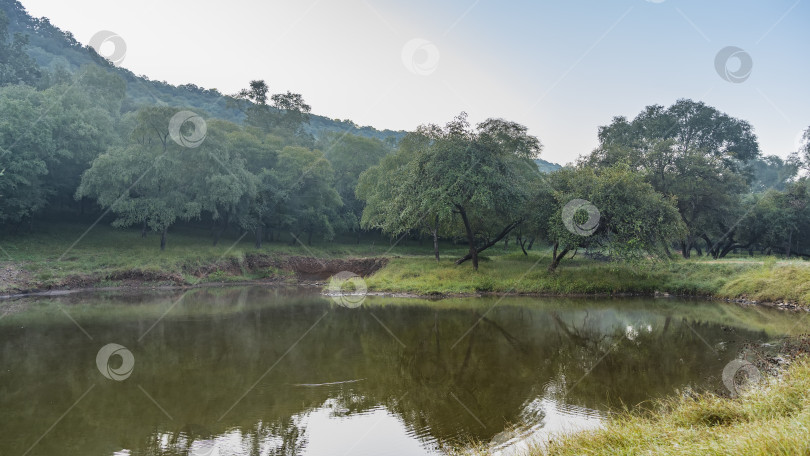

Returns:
18,0,810,165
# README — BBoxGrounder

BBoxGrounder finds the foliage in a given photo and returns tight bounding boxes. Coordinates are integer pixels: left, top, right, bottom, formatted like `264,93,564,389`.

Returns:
0,69,122,225
76,108,256,250
359,113,543,269
0,10,39,85
320,132,390,239
587,99,760,258
531,164,685,270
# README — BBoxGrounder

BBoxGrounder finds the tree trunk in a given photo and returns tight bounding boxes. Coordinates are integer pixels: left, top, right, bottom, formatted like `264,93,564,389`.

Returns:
549,241,570,272
432,214,440,262
213,227,222,246
255,225,263,249
307,230,313,246
680,241,690,259
160,228,167,251
703,235,714,259
527,237,535,250
457,205,478,271
517,235,528,256
142,221,148,239
455,219,523,265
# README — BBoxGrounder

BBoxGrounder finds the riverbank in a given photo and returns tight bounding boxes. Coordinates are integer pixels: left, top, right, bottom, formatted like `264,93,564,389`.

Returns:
366,255,810,309
1,224,809,307
505,337,810,456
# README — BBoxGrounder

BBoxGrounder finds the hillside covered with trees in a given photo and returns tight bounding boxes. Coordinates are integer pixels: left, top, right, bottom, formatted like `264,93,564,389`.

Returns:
1,0,808,275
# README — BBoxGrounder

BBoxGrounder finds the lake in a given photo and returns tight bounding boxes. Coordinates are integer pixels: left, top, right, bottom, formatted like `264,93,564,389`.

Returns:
0,287,803,455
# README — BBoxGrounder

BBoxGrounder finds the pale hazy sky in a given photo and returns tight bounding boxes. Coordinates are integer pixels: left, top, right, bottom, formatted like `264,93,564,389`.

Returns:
18,0,810,165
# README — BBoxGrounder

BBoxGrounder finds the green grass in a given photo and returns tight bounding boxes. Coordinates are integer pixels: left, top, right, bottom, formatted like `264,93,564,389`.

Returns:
0,222,468,292
2,222,809,308
367,252,810,306
719,260,810,304
507,357,810,456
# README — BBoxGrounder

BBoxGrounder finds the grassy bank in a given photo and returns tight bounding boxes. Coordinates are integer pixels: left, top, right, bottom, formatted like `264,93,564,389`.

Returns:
367,254,810,307
513,354,810,456
1,223,809,308
0,222,466,293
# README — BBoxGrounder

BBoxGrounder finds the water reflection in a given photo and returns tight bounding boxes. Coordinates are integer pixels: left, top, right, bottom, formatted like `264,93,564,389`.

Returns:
0,287,803,455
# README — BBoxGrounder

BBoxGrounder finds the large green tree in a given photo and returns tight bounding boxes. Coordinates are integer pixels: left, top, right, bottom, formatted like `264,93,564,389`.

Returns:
359,113,542,270
356,131,448,259
0,68,123,226
535,165,685,271
271,146,341,246
736,179,810,258
586,99,760,258
320,132,390,243
76,107,255,250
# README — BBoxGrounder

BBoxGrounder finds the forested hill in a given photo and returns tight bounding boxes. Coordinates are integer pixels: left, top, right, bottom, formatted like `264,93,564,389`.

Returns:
0,0,406,143
534,158,562,173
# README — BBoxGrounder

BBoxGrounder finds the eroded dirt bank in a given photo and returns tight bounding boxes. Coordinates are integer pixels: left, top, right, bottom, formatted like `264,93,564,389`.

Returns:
0,254,389,298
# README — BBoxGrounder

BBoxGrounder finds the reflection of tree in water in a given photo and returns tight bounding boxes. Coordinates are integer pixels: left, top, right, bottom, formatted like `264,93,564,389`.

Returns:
0,289,785,456
141,416,308,456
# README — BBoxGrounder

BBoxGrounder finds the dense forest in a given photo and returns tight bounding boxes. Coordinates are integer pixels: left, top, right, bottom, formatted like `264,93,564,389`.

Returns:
1,0,809,272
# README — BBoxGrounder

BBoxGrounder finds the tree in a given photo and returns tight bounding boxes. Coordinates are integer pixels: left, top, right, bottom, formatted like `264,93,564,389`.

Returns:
76,108,255,250
747,155,798,192
0,85,52,225
271,146,341,246
320,132,390,243
45,67,124,214
736,179,810,258
535,165,685,271
0,71,122,226
271,91,311,131
220,126,280,247
356,131,447,259
587,99,760,258
798,126,810,170
359,113,542,270
0,10,40,86
233,80,313,143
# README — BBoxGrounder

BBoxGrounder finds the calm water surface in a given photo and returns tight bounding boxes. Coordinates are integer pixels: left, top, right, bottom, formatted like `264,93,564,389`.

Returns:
0,287,803,455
